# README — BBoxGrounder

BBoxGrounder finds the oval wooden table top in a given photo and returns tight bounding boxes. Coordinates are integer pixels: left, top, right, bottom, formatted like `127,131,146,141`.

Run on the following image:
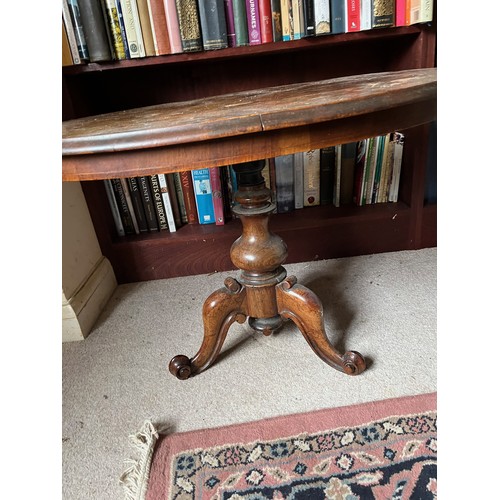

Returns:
62,68,436,181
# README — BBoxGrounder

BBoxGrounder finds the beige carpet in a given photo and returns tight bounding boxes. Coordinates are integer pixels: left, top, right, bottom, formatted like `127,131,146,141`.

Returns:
62,248,436,500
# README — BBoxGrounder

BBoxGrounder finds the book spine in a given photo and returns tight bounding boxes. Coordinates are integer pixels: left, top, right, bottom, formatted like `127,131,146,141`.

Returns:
313,0,330,35
280,0,292,40
111,178,135,234
127,177,149,232
371,0,394,28
378,133,394,203
78,0,113,62
274,155,295,213
372,134,386,203
365,135,380,204
147,0,172,54
209,168,226,225
339,141,357,205
149,175,169,230
166,174,182,228
103,180,126,236
62,21,74,66
409,0,420,24
360,0,371,30
115,0,131,57
198,0,228,50
233,0,250,45
333,145,342,207
345,0,360,32
258,0,274,42
319,146,335,205
66,0,90,60
120,179,140,234
136,0,157,56
176,0,203,52
224,0,237,46
352,139,367,206
191,169,216,224
157,174,177,232
420,0,433,22
163,0,184,53
101,0,128,59
303,149,320,206
62,5,82,64
389,132,404,202
173,173,188,224
293,152,304,209
137,176,159,230
119,0,143,57
220,166,234,220
270,0,283,41
361,137,374,205
303,0,315,36
130,0,146,55
292,0,305,39
179,171,198,224
395,0,406,26
246,0,262,44
330,0,345,33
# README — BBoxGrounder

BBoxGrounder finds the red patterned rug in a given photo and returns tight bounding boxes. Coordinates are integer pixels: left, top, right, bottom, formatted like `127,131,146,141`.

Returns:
121,392,437,499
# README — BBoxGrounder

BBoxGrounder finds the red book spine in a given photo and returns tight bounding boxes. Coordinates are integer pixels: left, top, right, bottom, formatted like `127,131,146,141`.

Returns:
346,0,360,32
209,167,226,225
258,0,273,43
180,171,198,224
395,0,407,26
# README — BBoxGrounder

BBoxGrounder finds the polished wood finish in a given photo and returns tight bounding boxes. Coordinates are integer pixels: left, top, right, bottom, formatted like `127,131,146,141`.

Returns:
168,161,365,378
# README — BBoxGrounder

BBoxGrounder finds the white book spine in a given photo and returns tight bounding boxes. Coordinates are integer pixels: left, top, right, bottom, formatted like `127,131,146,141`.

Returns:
360,0,371,30
313,0,331,34
62,1,82,64
119,0,142,57
303,149,320,206
157,174,177,232
389,134,404,202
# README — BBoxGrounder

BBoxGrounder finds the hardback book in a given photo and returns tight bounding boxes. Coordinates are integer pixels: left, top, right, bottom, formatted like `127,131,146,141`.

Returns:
359,137,374,205
223,0,237,46
149,175,169,230
246,0,262,44
78,0,113,62
333,145,342,207
66,0,90,60
339,142,357,205
179,171,198,224
209,168,226,225
119,0,146,57
172,172,188,224
395,0,407,26
233,0,250,45
258,0,274,43
293,152,304,209
191,169,216,224
365,135,381,205
120,178,140,234
270,0,283,41
303,0,315,36
377,133,395,203
62,8,82,64
313,0,330,35
146,0,172,54
104,179,125,236
330,0,345,33
163,0,183,53
197,0,228,50
166,174,182,228
303,149,320,207
360,0,371,30
110,178,136,234
157,174,177,232
371,0,394,28
372,134,387,203
292,0,305,39
280,0,293,40
101,0,128,59
345,0,360,32
319,146,335,205
388,132,404,202
353,139,367,206
62,21,75,66
408,0,420,24
138,176,159,230
274,155,295,214
176,0,203,52
420,0,433,22
115,0,131,57
127,177,149,232
136,0,157,56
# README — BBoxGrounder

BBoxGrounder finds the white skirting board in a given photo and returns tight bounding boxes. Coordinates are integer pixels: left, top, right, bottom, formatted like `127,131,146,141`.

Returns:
62,256,117,342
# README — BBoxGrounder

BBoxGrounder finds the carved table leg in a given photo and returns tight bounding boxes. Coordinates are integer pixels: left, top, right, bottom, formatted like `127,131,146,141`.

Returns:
276,276,366,375
168,277,247,379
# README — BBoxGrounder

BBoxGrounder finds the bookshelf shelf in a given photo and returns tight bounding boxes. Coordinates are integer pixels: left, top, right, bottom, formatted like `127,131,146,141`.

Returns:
64,17,436,285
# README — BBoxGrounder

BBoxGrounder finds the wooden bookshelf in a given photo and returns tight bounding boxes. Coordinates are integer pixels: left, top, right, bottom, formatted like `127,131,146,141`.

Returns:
63,23,436,284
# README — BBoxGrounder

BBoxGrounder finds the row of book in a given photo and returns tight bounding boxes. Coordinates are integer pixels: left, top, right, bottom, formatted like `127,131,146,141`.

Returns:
105,132,404,237
62,0,434,65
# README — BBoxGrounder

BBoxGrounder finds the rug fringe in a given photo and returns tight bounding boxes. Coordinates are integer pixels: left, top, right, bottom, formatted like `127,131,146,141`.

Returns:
120,420,160,500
